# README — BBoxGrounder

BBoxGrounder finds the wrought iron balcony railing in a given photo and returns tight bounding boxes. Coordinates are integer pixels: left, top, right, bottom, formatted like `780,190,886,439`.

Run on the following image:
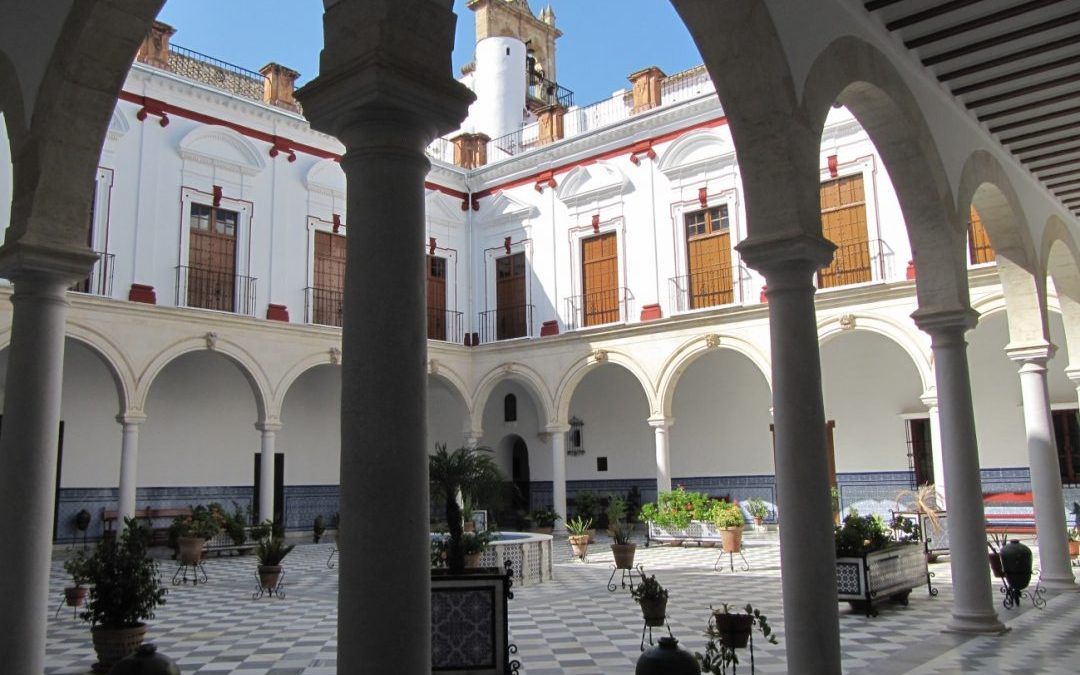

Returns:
175,265,257,316
564,287,633,331
306,286,344,327
528,76,574,109
478,304,534,343
69,252,115,297
428,307,464,343
817,239,894,290
669,265,752,313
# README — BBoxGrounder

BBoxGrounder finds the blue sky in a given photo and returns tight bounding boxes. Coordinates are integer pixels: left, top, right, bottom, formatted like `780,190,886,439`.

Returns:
156,1,702,107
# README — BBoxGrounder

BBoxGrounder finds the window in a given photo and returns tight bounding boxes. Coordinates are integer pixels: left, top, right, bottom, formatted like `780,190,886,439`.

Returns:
495,252,528,340
905,418,934,487
568,416,584,456
187,203,239,311
503,394,517,423
818,175,871,288
427,255,447,340
581,232,620,326
1052,409,1080,485
967,206,995,265
684,205,733,308
312,230,346,326
596,457,608,472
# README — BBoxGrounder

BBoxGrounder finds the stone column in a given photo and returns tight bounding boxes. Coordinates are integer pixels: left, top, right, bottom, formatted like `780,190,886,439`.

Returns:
648,415,673,493
1008,345,1076,590
463,430,483,449
0,251,94,675
117,413,147,523
913,308,1006,633
256,422,281,525
546,424,570,535
296,3,472,671
920,391,947,507
738,235,842,674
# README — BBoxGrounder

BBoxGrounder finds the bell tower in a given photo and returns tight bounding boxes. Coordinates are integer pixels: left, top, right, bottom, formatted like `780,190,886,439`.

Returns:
468,0,561,86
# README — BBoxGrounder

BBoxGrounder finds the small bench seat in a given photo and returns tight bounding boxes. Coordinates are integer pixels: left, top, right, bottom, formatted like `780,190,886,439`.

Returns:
983,491,1036,535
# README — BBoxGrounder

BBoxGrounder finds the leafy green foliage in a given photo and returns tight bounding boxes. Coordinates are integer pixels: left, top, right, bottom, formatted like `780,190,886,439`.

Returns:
566,515,593,536
82,519,166,629
429,443,505,573
708,501,746,528
696,603,778,674
834,509,891,556
527,508,561,527
255,537,295,566
63,549,91,586
606,496,633,544
631,574,668,603
745,498,769,521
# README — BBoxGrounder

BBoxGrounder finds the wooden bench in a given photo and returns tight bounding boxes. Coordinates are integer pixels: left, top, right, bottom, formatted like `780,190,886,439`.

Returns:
983,491,1036,535
203,530,256,557
102,506,193,545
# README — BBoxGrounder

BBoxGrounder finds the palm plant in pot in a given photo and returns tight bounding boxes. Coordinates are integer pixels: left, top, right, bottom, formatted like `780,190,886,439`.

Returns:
428,443,505,573
607,495,637,569
527,507,561,534
631,574,669,627
81,518,167,673
566,515,592,561
696,603,778,674
255,534,295,590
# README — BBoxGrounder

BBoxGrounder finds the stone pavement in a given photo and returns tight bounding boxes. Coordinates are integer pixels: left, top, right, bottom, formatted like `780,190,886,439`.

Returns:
45,532,1079,674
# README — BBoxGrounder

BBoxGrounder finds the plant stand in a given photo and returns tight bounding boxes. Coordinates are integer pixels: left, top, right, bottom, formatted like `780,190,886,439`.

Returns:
608,563,646,592
326,546,337,569
252,569,286,600
172,559,208,586
640,618,672,653
714,549,750,573
54,590,84,620
997,562,1045,610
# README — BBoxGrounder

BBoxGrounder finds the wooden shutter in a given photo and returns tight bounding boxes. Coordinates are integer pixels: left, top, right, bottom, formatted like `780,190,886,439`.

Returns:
427,255,447,340
496,252,527,339
581,232,619,326
968,207,994,265
313,230,346,326
818,175,871,288
188,205,237,311
686,206,733,308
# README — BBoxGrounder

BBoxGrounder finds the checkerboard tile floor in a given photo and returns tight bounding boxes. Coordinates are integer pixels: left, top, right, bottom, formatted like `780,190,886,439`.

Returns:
45,533,1078,674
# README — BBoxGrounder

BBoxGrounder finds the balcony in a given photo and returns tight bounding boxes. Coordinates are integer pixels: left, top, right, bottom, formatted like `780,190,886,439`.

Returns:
565,287,633,331
817,239,894,290
306,286,344,327
669,265,752,313
69,252,115,297
175,265,257,316
427,307,464,344
479,304,535,343
528,75,574,110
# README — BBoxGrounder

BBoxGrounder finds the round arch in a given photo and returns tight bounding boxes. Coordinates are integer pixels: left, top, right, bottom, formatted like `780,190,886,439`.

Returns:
802,35,966,314
1042,216,1080,369
553,350,657,424
471,363,553,433
271,350,343,421
818,314,933,394
656,333,771,418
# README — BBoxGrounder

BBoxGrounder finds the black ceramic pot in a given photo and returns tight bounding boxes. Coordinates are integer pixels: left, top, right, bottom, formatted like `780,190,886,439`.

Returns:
636,636,699,675
108,643,180,675
999,539,1033,592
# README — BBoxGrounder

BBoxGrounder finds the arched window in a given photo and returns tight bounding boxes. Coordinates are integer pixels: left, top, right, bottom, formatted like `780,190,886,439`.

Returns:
504,394,517,422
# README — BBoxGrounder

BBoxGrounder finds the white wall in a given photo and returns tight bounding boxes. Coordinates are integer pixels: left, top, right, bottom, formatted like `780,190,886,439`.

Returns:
0,112,10,241
279,364,340,485
427,376,469,449
566,365,653,480
481,380,545,479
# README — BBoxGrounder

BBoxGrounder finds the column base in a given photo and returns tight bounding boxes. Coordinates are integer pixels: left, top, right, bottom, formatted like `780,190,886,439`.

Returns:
1038,573,1078,591
943,611,1009,635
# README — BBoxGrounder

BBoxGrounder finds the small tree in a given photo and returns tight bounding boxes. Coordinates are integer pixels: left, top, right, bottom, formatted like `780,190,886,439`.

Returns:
429,444,505,573
82,518,166,629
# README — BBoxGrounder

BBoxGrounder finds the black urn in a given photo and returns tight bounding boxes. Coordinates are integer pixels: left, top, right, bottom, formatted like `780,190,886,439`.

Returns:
636,636,699,675
999,539,1033,592
109,644,180,675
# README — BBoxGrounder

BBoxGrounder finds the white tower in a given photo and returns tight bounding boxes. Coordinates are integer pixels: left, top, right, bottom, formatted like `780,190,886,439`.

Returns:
471,36,527,141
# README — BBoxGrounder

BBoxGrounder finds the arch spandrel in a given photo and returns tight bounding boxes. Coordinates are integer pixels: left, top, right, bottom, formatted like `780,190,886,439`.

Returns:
471,363,553,433
817,313,933,395
655,333,772,419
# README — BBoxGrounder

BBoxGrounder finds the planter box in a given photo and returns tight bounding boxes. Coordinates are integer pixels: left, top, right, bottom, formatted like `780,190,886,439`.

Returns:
432,566,516,674
646,520,742,546
836,543,929,616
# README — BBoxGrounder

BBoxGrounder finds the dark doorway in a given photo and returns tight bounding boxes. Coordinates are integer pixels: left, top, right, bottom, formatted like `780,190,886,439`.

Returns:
253,452,285,527
906,417,934,487
505,436,530,527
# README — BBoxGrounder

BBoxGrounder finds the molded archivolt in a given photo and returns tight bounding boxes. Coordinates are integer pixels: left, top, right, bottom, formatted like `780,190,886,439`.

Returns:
429,366,472,415
656,333,771,418
958,152,1046,348
817,314,933,394
133,336,271,421
307,158,346,198
270,350,344,422
802,36,967,315
1042,217,1080,366
656,129,733,178
555,161,629,207
178,124,266,175
0,50,26,144
553,350,657,423
470,363,553,432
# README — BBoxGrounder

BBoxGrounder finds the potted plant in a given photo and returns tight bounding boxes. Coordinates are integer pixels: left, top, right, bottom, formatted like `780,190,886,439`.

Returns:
836,509,928,614
222,503,249,550
81,518,167,673
607,495,637,569
573,490,600,538
696,603,778,674
1069,527,1079,560
313,514,326,543
428,443,505,573
527,507,561,535
171,505,222,564
461,530,493,567
632,575,668,627
746,498,769,529
709,500,746,553
255,536,295,590
566,515,592,560
63,549,91,610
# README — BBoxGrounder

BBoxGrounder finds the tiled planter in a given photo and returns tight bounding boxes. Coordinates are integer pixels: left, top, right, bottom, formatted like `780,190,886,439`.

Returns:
836,543,930,616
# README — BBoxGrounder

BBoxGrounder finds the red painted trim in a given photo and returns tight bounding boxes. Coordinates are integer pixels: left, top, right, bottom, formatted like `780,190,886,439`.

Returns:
827,154,839,178
540,320,560,337
640,304,662,321
266,303,290,322
128,283,157,304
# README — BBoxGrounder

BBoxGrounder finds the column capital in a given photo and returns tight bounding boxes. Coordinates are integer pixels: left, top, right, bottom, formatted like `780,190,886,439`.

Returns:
919,390,938,409
1066,365,1080,384
647,415,674,429
116,412,147,426
255,421,283,433
544,423,571,435
0,240,99,287
735,233,835,283
1005,341,1055,365
911,306,979,339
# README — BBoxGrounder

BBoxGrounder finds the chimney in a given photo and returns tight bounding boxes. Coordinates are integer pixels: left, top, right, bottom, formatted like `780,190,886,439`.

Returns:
537,104,566,145
452,132,491,169
628,66,666,114
260,63,301,113
137,21,176,70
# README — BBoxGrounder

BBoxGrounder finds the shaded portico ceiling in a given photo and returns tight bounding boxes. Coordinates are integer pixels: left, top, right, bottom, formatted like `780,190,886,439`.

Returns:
864,0,1080,219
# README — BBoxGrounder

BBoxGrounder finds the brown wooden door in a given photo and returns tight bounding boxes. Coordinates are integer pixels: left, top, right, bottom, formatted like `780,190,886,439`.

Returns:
188,204,237,311
313,230,346,326
427,255,447,340
581,231,619,326
685,206,733,308
818,175,871,288
496,252,527,339
968,206,994,264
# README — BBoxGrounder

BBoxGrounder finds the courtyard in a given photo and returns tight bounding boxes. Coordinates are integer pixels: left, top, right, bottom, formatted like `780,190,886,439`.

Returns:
45,533,1080,674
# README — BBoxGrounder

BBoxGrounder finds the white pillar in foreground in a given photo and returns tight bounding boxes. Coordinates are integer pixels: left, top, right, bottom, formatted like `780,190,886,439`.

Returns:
117,413,146,523
546,424,569,535
648,415,673,494
1008,346,1076,590
256,422,280,525
914,308,1006,634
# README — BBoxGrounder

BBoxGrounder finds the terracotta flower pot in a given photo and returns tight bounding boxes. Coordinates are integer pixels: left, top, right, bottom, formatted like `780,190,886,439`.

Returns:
611,543,637,569
258,564,282,590
988,551,1004,578
463,552,482,568
1068,540,1079,559
64,586,88,608
177,537,205,565
569,534,589,560
639,596,668,627
91,623,147,673
720,526,744,553
713,613,752,649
